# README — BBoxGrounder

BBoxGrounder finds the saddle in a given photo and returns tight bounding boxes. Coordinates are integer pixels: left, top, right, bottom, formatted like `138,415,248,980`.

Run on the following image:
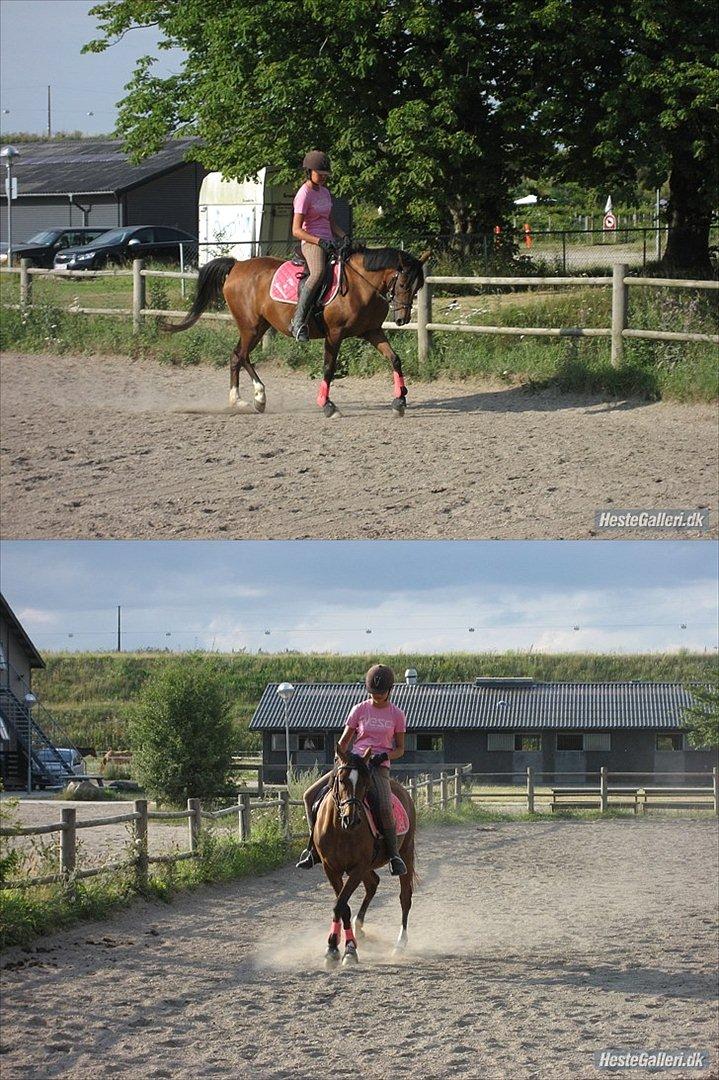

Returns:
269,248,348,330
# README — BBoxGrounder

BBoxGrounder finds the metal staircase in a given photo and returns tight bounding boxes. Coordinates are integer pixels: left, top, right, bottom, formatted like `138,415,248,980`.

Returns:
0,676,79,789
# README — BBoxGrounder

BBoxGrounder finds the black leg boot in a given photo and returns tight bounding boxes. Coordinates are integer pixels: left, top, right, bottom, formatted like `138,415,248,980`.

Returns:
385,826,407,876
291,282,314,342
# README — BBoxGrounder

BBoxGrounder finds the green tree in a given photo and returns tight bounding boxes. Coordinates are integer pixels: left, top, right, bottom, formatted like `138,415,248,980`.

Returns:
85,0,546,237
526,0,719,271
683,678,719,748
129,657,234,803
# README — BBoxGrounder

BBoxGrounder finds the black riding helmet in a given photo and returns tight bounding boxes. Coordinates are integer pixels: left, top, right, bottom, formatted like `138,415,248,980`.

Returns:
365,664,395,696
303,149,331,173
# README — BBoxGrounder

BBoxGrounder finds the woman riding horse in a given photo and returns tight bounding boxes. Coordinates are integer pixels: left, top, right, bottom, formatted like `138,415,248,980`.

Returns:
297,663,408,876
290,149,348,342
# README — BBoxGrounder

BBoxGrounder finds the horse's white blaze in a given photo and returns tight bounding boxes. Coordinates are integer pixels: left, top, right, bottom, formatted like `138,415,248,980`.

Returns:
349,769,358,793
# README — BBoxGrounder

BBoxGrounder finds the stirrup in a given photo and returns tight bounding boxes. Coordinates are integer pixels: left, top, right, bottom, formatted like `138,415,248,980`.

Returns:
389,855,408,877
296,846,318,869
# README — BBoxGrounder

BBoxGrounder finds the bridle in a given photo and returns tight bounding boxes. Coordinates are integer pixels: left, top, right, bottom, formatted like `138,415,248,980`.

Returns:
332,762,366,819
344,256,421,321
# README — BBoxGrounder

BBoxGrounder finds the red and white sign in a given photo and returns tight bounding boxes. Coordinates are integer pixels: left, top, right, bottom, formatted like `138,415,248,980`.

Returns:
603,212,617,231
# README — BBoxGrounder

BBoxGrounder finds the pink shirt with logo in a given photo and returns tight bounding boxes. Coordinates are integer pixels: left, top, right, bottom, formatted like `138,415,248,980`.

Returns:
346,700,407,766
293,182,334,241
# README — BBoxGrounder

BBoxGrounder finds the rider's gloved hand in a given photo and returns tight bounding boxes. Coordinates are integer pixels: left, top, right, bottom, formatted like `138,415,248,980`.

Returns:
318,238,334,254
370,752,389,767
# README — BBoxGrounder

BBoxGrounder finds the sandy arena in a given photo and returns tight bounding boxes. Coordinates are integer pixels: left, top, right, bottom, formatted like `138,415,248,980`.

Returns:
1,351,716,539
1,817,717,1080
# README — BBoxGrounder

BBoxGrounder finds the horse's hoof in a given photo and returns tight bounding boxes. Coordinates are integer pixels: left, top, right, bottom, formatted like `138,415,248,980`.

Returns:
324,948,341,969
323,400,341,419
353,919,365,940
253,398,266,413
342,948,359,967
392,397,406,416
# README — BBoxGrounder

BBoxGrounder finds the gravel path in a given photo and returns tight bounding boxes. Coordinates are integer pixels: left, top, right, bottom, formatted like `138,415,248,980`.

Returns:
1,352,716,539
1,819,717,1079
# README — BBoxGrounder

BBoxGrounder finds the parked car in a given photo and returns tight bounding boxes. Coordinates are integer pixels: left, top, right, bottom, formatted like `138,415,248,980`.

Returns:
36,747,86,787
53,225,198,271
0,241,8,265
7,228,112,268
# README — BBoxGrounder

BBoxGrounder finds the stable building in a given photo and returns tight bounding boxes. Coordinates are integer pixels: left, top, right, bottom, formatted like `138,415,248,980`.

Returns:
0,139,206,242
250,676,717,783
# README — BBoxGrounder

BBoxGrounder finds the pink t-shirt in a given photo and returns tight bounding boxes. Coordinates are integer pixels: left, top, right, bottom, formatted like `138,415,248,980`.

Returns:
293,182,334,241
346,700,407,766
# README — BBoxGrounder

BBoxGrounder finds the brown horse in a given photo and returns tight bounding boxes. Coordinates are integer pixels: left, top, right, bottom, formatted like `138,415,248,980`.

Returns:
165,246,429,418
315,747,417,969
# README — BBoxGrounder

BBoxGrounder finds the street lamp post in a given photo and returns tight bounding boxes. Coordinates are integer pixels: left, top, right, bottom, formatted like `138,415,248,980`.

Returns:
24,692,37,795
276,682,295,785
1,145,19,265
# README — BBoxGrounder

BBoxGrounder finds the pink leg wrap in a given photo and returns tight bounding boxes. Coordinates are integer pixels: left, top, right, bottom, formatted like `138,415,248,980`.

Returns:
330,920,341,940
317,379,330,407
393,372,406,397
344,927,356,946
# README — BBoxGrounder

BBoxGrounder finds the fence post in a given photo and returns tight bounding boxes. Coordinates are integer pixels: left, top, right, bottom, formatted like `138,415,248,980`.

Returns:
60,807,76,882
526,766,535,814
409,774,417,804
427,773,434,806
134,799,148,891
132,258,145,333
611,262,627,367
256,766,264,797
453,767,462,808
600,767,608,812
187,798,202,853
239,792,251,841
713,767,718,816
440,770,448,810
416,262,432,365
278,789,290,839
19,258,32,311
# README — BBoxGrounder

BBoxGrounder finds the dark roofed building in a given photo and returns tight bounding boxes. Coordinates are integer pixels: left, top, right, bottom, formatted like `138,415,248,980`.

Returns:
0,139,206,240
250,677,717,783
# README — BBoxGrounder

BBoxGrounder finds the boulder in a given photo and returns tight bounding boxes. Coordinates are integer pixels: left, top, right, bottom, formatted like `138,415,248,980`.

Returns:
65,779,104,800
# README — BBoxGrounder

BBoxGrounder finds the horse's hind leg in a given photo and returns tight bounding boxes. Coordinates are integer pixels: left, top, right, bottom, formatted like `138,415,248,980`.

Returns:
354,871,380,939
394,853,413,955
229,319,269,412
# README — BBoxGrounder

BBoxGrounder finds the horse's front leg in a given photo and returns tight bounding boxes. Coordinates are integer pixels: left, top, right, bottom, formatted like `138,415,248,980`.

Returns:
317,335,341,418
324,867,344,967
362,329,407,416
334,869,364,966
354,870,380,939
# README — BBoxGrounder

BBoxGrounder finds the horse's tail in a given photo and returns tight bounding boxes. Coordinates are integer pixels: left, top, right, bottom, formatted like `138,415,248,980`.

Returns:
163,256,236,333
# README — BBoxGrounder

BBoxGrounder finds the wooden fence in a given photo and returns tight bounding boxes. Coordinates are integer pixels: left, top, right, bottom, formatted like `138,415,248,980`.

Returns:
3,260,717,368
1,765,715,890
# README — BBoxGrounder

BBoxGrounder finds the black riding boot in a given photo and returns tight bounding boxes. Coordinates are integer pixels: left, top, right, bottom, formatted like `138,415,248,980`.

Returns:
291,282,314,342
385,826,407,876
296,839,319,869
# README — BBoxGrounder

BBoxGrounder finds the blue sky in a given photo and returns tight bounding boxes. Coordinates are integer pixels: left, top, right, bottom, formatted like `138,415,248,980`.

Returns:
0,1,184,136
0,541,716,655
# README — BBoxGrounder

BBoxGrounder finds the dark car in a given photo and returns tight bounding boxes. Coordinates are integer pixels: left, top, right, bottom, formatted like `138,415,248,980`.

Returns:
53,225,198,271
9,227,112,268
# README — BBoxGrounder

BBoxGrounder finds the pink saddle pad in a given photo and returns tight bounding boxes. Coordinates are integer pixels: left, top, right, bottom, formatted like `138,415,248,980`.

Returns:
363,793,410,839
269,260,341,306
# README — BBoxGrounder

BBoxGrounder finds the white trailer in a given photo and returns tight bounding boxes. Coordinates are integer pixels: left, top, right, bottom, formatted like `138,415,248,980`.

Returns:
198,169,296,266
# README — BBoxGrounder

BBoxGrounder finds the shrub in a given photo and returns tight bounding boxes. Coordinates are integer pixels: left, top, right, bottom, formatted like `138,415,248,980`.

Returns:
128,656,234,804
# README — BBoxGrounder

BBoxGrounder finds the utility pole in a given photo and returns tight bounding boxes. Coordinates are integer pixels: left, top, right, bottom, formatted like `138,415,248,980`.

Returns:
117,606,121,652
47,86,52,138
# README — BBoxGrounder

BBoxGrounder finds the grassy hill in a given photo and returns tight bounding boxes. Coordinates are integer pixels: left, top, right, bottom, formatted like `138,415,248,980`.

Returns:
33,650,716,752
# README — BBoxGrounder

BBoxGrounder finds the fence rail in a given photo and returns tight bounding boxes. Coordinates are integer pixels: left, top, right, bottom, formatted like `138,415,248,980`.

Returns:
1,765,716,890
3,259,717,368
